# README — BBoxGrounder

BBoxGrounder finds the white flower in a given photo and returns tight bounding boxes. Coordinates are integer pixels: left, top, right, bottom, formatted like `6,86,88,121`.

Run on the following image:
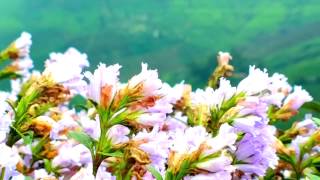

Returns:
128,63,162,96
0,143,20,168
33,169,56,180
43,48,90,96
134,127,170,174
52,143,91,169
11,57,33,78
283,86,313,110
0,92,14,143
84,63,121,104
13,32,32,59
191,78,236,109
70,167,95,180
107,125,130,144
237,66,270,95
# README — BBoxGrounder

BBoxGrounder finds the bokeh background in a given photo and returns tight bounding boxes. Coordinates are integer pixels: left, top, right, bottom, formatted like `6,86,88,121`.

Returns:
0,0,319,100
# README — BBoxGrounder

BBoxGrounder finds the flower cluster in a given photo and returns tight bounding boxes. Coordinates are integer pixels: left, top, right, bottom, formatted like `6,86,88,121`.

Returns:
0,33,318,180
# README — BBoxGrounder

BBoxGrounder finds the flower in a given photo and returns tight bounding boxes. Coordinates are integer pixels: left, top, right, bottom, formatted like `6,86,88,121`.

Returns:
283,86,313,110
43,48,90,96
133,127,170,174
237,66,270,95
0,92,14,143
9,32,32,59
84,63,121,106
128,63,162,97
234,120,278,176
217,51,232,66
107,125,130,144
0,143,20,168
184,170,232,180
52,142,91,174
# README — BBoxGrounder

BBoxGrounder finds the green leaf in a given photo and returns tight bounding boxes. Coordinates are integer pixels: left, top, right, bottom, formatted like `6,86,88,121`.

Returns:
165,170,174,180
22,131,34,145
277,153,296,165
176,159,191,180
97,151,123,158
306,173,320,180
146,165,163,180
24,176,33,180
302,101,320,113
32,136,49,155
68,131,95,151
312,117,320,126
44,159,53,173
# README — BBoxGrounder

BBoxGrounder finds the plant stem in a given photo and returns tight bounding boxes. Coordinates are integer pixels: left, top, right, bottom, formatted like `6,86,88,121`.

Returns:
0,167,5,180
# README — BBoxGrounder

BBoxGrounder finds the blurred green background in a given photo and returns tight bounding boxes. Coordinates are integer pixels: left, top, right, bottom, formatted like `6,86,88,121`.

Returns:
0,0,319,100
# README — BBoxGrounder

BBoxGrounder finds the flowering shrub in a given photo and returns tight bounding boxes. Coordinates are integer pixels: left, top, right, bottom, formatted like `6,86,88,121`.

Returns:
0,32,319,180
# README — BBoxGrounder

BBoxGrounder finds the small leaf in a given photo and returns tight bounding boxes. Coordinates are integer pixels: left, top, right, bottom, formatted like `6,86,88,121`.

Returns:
277,153,295,165
176,159,191,180
312,117,320,126
302,101,320,113
22,131,34,145
306,173,320,180
97,151,123,158
24,176,33,180
68,131,95,151
146,165,163,180
44,159,52,173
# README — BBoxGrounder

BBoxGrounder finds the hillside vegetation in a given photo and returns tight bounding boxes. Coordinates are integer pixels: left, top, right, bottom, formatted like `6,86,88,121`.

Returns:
0,0,319,99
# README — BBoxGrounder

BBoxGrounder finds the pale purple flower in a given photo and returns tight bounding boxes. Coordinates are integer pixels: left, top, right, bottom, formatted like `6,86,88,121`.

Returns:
170,126,209,154
12,32,32,59
205,124,237,154
11,57,33,78
50,115,79,140
196,154,234,172
43,48,90,96
269,73,292,94
0,92,15,143
80,115,101,140
52,143,91,172
0,143,20,168
33,169,56,180
84,63,121,104
107,125,130,144
138,112,167,127
70,167,95,180
134,127,170,174
163,112,188,131
234,124,278,176
283,86,313,110
237,66,270,95
191,78,236,109
295,114,318,135
184,170,232,180
238,97,269,121
159,82,185,104
128,63,162,97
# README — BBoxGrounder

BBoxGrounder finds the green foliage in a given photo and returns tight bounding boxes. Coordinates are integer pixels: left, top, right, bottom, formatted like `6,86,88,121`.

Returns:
302,101,320,114
68,131,96,153
147,165,163,180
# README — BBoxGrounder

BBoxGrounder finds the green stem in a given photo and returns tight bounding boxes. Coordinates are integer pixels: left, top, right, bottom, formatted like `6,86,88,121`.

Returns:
0,167,5,180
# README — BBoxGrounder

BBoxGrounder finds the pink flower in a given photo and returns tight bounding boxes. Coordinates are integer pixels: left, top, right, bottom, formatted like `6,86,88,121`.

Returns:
217,51,232,66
